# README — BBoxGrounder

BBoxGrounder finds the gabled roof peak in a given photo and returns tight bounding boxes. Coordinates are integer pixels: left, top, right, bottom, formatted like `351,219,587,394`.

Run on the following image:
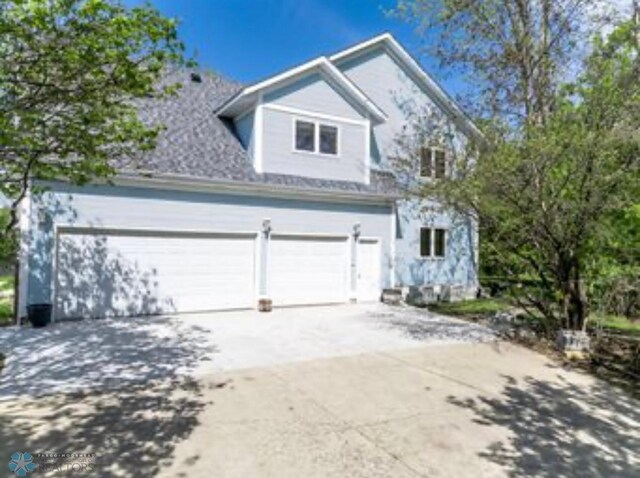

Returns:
216,55,387,124
330,32,485,142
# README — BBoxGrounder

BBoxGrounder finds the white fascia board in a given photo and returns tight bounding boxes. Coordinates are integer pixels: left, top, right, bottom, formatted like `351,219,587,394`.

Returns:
320,60,387,124
330,33,486,143
114,172,399,205
217,57,327,117
329,33,394,63
254,93,264,173
217,57,387,124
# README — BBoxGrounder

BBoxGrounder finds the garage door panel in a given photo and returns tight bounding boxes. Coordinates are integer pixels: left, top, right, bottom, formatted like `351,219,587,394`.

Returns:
55,230,256,319
269,235,348,306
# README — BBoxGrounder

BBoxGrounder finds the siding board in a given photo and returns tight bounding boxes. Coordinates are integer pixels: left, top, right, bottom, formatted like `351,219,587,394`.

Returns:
27,183,393,306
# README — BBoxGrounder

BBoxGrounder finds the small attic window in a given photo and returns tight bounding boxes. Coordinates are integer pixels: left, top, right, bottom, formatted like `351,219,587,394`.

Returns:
190,72,202,83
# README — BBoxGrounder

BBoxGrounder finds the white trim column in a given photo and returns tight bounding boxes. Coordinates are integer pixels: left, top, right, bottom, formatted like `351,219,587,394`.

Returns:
16,189,31,324
258,218,271,300
349,223,361,301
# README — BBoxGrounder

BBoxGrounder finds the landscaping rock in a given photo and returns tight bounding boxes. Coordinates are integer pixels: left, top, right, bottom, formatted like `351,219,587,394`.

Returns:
381,288,403,305
556,329,591,353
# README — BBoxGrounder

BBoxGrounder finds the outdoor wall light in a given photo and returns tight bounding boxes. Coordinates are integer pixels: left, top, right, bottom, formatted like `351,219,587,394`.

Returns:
262,218,272,235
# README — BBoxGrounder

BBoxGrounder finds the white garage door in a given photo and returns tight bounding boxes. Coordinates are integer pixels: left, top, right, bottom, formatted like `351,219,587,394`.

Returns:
55,229,256,319
269,235,349,306
357,239,381,302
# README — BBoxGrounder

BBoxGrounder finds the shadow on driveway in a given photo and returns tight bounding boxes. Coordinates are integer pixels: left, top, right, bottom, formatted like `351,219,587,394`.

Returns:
0,376,226,477
0,316,218,398
448,372,640,477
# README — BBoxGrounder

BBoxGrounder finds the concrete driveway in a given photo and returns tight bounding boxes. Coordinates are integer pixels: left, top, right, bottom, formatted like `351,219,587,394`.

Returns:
0,303,493,398
0,305,638,477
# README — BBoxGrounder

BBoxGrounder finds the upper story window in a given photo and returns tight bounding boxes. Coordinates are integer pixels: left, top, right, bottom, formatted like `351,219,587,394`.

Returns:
295,120,315,152
420,147,447,179
319,125,338,155
294,119,339,156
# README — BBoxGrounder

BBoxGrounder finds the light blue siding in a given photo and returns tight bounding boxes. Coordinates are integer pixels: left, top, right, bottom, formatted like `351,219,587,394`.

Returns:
337,47,464,163
26,182,393,307
394,199,478,289
261,107,367,182
336,47,478,290
264,72,365,120
234,111,255,157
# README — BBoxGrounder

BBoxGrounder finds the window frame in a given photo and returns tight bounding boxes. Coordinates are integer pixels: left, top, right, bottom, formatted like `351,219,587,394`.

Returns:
419,227,448,259
419,227,432,258
292,118,340,157
419,146,447,179
434,228,447,258
293,119,316,153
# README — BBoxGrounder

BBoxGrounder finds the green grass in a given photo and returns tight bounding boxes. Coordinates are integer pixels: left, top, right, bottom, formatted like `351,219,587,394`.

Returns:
591,314,640,336
0,275,14,326
0,274,13,293
429,298,513,317
0,297,13,326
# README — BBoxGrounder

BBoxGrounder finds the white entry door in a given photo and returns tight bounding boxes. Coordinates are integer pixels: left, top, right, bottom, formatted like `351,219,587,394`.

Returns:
269,235,349,306
55,229,256,319
357,238,381,302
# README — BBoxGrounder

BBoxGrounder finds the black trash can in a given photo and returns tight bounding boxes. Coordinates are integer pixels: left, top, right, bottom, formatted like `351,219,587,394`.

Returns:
27,304,52,328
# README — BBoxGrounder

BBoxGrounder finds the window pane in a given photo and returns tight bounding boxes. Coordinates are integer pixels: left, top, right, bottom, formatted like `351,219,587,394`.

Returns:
434,229,446,257
295,121,315,152
435,150,446,178
420,147,432,177
420,228,432,257
319,125,338,155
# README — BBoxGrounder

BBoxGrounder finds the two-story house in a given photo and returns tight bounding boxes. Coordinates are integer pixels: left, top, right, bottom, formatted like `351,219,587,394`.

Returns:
17,33,482,321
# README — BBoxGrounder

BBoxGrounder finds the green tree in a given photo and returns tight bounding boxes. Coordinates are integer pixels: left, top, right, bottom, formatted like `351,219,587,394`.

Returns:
411,21,640,331
392,0,623,125
0,0,188,243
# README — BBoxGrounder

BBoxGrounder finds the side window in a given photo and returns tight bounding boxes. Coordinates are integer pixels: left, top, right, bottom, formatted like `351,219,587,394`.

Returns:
420,147,432,177
420,227,432,257
419,147,447,179
434,150,446,179
295,120,315,152
434,228,447,257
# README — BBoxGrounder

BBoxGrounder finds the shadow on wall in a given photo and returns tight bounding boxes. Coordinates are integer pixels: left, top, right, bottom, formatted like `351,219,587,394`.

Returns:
383,86,479,289
395,203,478,287
55,233,174,319
0,375,224,477
27,192,175,318
447,374,640,477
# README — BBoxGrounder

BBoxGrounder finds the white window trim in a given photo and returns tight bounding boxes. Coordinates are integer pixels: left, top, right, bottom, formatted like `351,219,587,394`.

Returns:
419,147,448,180
292,117,341,158
419,226,448,260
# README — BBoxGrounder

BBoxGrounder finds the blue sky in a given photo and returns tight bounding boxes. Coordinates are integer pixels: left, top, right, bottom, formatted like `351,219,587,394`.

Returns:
125,0,468,97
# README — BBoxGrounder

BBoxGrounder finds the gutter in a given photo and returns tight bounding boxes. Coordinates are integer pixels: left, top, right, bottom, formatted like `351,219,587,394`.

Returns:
112,171,401,205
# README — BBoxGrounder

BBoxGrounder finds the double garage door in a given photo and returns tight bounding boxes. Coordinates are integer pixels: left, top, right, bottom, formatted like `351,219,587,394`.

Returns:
54,229,375,320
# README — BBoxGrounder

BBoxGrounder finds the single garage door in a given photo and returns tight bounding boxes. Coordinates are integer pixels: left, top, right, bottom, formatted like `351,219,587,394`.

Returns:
269,234,349,306
54,229,256,319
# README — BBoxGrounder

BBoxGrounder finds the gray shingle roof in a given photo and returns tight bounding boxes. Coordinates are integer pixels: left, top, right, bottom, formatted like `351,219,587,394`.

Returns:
120,69,400,199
